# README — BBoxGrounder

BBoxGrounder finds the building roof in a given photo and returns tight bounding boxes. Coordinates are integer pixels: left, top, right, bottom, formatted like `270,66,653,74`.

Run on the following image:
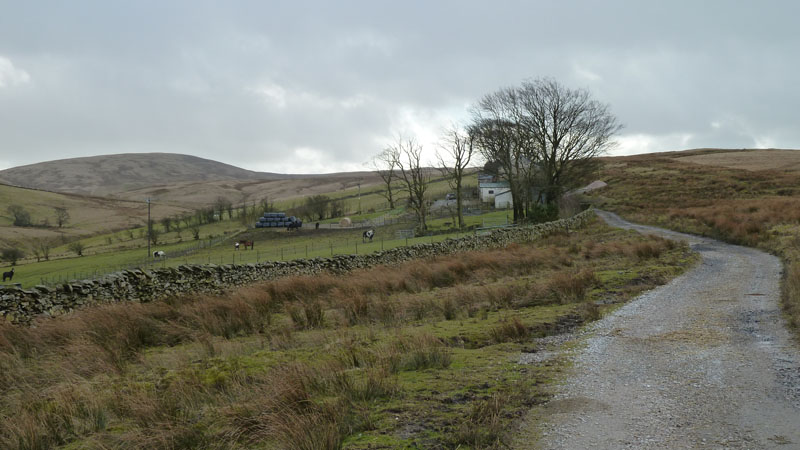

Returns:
479,181,510,188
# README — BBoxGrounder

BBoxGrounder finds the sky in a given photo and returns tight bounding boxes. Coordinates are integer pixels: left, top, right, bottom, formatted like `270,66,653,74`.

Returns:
0,1,798,174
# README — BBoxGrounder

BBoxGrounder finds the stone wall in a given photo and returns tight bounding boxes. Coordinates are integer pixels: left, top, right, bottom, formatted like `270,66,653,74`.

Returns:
0,209,595,324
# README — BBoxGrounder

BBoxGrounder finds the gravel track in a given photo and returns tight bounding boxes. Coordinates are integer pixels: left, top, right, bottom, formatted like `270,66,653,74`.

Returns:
531,210,800,449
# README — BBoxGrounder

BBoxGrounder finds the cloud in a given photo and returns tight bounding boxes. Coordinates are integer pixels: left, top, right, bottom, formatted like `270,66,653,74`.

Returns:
612,133,694,156
1,1,800,174
249,82,288,108
0,56,30,88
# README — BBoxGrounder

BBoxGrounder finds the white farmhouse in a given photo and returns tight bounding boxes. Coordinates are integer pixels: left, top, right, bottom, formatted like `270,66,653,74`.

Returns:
479,181,509,204
494,189,513,209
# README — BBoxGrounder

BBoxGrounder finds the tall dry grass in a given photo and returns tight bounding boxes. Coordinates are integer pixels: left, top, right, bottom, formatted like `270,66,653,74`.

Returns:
0,220,686,448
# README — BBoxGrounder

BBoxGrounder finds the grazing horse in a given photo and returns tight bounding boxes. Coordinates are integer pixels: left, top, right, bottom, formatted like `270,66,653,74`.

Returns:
362,229,375,243
153,250,165,258
2,268,13,282
287,221,301,232
239,240,254,250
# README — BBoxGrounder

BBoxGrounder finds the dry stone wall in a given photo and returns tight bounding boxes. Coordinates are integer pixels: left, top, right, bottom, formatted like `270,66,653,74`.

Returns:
0,209,595,324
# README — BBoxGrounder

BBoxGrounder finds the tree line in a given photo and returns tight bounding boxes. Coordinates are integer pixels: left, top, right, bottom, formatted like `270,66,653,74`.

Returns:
369,77,620,232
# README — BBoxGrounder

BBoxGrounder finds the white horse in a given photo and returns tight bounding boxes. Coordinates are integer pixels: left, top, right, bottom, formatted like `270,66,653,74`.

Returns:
362,229,375,243
153,250,165,258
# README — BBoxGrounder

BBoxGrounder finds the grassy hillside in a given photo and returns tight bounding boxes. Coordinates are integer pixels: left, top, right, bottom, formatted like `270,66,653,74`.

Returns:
586,148,800,335
115,170,387,209
0,152,392,208
0,183,188,249
0,165,485,287
0,153,276,197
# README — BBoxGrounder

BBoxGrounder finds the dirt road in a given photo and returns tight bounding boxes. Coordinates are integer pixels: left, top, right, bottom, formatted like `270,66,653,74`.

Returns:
533,210,800,449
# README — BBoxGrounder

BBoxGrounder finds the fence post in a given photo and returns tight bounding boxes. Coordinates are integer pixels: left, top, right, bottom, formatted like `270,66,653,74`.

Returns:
257,250,260,263
381,238,384,251
281,248,284,260
330,242,333,256
355,242,358,254
305,245,308,258
405,237,408,247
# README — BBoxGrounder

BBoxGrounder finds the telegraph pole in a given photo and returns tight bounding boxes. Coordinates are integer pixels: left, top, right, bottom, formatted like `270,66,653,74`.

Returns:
357,182,361,214
147,197,151,261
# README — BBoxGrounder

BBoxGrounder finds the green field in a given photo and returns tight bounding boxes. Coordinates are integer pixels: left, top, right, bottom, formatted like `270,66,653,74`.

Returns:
2,171,495,288
15,220,497,287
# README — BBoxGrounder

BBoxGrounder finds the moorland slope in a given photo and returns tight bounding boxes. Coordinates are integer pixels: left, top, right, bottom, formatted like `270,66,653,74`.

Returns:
0,183,189,248
0,153,278,196
0,152,387,207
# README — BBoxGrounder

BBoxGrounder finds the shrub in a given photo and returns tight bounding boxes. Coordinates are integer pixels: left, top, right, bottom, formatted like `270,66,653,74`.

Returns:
389,334,452,372
441,297,458,320
1,247,24,266
490,317,529,343
548,269,597,303
449,392,507,448
342,292,371,326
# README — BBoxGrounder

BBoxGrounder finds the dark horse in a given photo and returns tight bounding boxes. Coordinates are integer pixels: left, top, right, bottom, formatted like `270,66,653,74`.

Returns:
362,229,374,243
2,268,13,282
238,240,254,250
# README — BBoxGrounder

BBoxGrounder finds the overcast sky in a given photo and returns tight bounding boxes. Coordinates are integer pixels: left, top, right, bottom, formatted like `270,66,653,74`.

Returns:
0,1,798,173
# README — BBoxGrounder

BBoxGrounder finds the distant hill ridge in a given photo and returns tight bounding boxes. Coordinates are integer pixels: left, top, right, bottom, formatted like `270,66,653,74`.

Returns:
0,153,286,197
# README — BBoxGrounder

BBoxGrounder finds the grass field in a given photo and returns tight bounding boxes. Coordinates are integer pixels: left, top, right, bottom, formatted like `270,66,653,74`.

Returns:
0,183,190,248
2,170,491,288
588,148,800,337
0,218,696,448
18,220,505,287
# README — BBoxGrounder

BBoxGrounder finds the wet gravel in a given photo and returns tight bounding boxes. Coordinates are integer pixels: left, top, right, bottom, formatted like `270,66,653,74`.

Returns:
531,210,800,449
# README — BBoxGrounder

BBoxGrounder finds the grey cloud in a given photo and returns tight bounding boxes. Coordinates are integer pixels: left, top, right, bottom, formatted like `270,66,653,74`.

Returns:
0,0,799,173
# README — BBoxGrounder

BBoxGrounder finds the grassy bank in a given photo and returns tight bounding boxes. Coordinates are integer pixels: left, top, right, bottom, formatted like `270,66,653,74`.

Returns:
589,150,800,337
0,217,694,449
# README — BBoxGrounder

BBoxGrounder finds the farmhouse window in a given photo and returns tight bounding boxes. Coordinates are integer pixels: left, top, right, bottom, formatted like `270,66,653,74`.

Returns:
488,190,494,194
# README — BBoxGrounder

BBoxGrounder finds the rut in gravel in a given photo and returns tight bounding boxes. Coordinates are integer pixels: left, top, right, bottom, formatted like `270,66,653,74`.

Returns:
526,210,800,449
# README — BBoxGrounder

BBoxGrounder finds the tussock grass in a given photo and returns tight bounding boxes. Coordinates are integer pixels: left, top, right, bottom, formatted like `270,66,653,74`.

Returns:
548,269,598,303
0,219,694,448
490,317,530,343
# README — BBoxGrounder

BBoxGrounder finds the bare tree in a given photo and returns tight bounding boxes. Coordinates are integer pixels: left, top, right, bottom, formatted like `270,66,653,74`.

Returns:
31,239,53,262
471,79,620,220
470,87,528,221
437,125,476,229
329,198,345,218
53,207,70,228
260,197,274,213
160,216,173,233
518,78,621,205
214,196,232,220
172,214,182,231
181,213,193,229
304,195,330,220
390,137,430,234
68,241,85,257
149,227,161,246
369,148,400,210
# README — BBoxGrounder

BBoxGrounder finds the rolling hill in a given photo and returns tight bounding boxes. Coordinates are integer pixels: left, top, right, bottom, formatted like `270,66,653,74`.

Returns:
0,152,386,207
0,153,284,197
